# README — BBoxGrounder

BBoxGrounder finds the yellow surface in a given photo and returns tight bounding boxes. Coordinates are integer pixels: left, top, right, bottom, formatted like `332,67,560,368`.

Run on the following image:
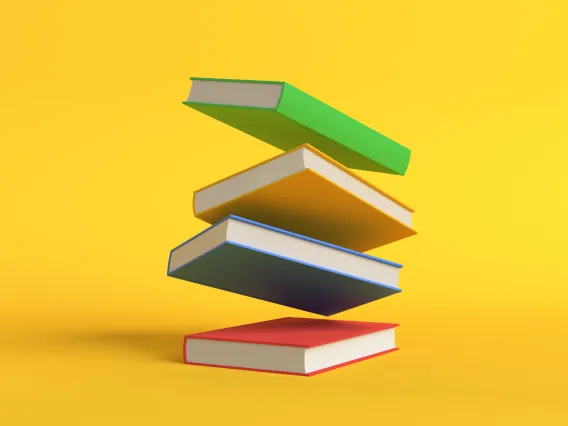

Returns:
195,145,416,251
1,0,567,425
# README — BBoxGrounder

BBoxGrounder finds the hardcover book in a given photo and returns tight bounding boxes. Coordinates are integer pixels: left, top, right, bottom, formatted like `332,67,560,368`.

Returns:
167,215,402,316
194,144,416,251
184,317,399,376
184,77,411,175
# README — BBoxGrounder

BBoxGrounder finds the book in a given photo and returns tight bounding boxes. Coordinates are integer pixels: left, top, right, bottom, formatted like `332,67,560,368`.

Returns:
194,144,416,252
167,215,402,316
184,77,411,175
184,317,398,376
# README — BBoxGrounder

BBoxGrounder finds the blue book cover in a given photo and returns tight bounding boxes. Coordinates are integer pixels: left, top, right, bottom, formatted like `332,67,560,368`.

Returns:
167,215,402,316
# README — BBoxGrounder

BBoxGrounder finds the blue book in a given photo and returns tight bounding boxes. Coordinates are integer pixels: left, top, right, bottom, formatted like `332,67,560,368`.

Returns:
167,215,402,316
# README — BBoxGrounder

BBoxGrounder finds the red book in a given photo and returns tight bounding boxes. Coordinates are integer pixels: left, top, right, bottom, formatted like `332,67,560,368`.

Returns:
184,317,398,376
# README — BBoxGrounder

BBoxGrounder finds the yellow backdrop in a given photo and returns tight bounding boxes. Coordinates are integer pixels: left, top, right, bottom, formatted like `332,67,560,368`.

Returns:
1,0,567,424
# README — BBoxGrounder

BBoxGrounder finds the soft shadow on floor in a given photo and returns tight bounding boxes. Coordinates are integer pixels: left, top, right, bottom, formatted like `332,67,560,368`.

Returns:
51,327,208,364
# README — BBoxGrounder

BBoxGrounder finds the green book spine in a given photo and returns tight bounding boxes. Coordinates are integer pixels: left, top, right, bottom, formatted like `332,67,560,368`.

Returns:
184,78,411,175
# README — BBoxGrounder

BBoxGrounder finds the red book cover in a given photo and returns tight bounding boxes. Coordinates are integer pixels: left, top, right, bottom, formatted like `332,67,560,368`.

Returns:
185,317,398,347
184,318,399,376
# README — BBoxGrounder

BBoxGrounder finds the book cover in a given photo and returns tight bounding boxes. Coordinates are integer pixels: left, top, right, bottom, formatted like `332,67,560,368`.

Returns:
186,317,398,347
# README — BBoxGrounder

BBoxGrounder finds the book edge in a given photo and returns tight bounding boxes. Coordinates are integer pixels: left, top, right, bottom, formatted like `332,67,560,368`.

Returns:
190,77,285,85
226,215,404,268
183,347,399,376
183,101,276,111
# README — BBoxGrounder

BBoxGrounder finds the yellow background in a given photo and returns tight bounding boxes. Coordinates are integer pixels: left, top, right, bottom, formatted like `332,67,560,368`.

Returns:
1,1,567,424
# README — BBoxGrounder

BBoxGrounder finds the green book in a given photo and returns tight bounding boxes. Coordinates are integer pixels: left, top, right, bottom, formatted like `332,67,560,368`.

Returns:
183,77,411,175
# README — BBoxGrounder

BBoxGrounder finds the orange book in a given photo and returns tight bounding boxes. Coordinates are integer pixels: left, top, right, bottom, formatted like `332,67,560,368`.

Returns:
193,144,416,252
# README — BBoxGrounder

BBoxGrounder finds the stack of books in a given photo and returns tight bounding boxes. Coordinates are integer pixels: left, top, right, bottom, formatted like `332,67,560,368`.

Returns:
168,77,416,376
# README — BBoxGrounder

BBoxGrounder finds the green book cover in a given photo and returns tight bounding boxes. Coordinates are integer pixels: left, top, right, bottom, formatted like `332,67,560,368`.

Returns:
183,77,411,175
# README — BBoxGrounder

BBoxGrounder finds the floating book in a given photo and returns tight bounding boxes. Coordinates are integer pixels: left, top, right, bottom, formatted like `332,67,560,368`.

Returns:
184,317,398,376
194,144,416,252
167,215,402,316
184,77,411,175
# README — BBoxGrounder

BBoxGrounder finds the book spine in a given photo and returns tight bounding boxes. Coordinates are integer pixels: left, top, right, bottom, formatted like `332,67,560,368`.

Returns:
276,83,411,175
